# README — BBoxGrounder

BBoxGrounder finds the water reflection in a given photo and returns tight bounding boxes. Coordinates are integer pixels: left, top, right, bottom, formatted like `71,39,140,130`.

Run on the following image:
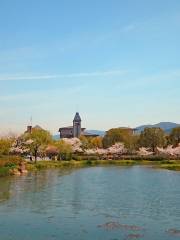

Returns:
0,177,11,202
0,166,180,240
0,168,75,213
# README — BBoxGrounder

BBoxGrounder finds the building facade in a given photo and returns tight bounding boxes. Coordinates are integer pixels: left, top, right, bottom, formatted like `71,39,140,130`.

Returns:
73,112,82,138
59,112,99,139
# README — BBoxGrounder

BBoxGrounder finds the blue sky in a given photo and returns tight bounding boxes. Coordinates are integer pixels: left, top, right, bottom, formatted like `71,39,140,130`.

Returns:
0,0,180,134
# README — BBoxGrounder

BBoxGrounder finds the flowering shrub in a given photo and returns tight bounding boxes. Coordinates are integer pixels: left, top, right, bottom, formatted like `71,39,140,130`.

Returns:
108,143,127,155
137,147,153,156
85,148,107,155
85,143,127,156
62,138,83,153
10,138,30,155
157,144,180,156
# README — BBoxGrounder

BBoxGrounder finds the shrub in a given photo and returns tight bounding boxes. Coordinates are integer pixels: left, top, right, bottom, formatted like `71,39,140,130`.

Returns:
58,152,72,161
72,155,82,161
0,167,10,177
0,155,22,168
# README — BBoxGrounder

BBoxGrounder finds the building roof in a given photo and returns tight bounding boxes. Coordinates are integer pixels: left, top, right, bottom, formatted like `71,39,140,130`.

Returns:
59,126,86,131
33,125,44,130
73,112,81,122
59,126,73,129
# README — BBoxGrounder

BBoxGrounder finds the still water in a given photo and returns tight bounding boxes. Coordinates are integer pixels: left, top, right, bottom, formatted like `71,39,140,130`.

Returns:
0,166,180,240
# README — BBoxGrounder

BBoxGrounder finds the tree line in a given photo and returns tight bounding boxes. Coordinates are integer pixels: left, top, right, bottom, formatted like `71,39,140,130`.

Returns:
0,126,180,163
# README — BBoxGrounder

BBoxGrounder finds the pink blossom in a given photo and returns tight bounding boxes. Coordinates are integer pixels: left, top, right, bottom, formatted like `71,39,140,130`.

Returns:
25,139,34,145
10,147,29,154
107,143,127,155
137,147,153,156
62,138,83,153
157,144,180,156
85,143,126,156
96,148,108,155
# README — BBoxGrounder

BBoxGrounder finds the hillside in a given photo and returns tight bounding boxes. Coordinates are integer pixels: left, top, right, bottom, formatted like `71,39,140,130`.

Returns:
135,122,180,134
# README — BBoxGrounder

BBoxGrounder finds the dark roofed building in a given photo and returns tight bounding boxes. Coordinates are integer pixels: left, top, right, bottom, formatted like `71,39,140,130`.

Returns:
25,125,44,134
73,112,81,122
59,126,86,138
59,113,99,139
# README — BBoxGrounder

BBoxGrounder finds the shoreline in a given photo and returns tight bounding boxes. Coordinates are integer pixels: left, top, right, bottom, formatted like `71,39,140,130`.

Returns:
1,159,180,178
25,159,180,172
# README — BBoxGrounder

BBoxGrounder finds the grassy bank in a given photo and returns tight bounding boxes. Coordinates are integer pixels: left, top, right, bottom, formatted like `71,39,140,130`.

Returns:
0,166,12,177
1,158,180,177
156,160,180,171
26,159,180,172
0,155,22,177
26,159,137,171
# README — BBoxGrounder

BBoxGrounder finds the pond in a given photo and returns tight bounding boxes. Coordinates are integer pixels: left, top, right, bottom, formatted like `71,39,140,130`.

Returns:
0,166,180,240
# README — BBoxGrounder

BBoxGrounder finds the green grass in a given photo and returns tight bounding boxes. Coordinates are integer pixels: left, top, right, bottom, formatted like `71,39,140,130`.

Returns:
1,158,180,177
26,159,138,171
0,167,10,177
156,160,180,171
0,155,22,177
26,159,180,172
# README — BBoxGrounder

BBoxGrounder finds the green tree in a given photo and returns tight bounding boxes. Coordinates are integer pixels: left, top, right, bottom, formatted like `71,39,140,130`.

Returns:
55,140,72,160
23,129,52,163
102,128,133,148
91,136,103,148
80,136,92,149
125,135,140,154
169,127,180,146
0,138,12,156
138,128,166,153
79,136,103,149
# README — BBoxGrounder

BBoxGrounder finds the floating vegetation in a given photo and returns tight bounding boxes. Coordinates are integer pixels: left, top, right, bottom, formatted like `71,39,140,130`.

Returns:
97,222,143,231
167,229,180,236
125,234,144,239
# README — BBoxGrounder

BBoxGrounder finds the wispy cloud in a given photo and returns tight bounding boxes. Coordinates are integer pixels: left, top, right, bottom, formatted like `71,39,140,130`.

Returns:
121,24,136,33
0,70,126,81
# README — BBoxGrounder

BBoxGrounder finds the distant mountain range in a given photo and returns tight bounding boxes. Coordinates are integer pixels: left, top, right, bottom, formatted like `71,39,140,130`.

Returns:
135,122,180,134
53,122,180,139
85,130,105,136
86,123,180,135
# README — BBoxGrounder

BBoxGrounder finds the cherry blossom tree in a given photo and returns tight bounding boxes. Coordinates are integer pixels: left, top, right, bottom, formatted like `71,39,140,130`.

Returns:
137,147,153,156
96,148,108,155
157,145,175,156
85,143,126,156
174,144,180,156
46,145,58,159
157,144,180,157
62,138,83,153
85,148,108,155
107,143,127,155
10,138,30,155
85,149,97,155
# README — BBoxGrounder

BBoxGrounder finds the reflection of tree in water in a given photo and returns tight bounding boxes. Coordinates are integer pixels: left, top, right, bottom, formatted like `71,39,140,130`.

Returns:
71,170,83,215
0,177,11,202
0,169,74,213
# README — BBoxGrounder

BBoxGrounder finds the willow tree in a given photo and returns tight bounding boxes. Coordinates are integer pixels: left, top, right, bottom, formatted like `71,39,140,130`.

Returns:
0,138,12,156
23,129,52,163
102,128,135,151
169,127,180,146
139,128,166,153
55,140,72,160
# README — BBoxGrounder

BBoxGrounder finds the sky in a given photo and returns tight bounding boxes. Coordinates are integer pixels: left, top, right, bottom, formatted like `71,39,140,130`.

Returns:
0,0,180,134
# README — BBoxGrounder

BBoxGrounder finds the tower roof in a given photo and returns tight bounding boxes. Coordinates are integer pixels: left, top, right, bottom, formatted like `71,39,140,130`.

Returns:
73,112,81,122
